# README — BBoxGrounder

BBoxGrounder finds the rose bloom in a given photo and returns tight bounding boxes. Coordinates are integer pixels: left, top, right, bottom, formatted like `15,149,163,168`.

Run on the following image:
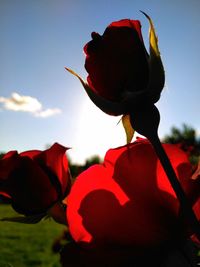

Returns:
0,143,71,216
82,16,164,115
66,139,200,255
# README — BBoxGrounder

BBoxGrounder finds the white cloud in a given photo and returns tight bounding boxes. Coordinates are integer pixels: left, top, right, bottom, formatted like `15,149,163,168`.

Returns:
0,92,61,118
35,108,61,118
0,93,42,112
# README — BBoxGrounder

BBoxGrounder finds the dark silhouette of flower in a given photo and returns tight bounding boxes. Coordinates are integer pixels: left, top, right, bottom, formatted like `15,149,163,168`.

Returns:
0,143,71,218
66,13,164,116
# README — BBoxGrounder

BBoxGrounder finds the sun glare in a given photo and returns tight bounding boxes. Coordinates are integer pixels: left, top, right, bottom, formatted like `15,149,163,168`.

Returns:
68,98,126,164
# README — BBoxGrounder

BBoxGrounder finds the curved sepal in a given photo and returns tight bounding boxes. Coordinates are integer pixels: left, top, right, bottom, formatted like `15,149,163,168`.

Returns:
122,114,135,144
47,202,67,225
0,213,47,224
65,67,125,116
141,11,165,97
192,160,200,180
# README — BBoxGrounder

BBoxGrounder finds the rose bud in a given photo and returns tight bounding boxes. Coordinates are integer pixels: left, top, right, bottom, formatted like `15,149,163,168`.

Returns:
0,143,71,222
66,13,164,116
66,139,200,254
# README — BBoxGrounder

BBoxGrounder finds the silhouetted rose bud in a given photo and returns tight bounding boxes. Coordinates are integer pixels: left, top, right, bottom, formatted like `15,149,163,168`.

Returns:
0,143,71,217
66,13,164,116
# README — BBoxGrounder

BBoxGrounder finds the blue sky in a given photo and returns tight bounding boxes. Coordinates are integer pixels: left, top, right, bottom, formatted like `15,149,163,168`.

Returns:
1,0,200,163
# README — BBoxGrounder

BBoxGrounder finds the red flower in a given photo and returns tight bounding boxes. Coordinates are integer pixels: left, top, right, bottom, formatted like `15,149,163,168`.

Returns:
84,19,150,102
66,14,164,116
0,143,71,216
66,139,200,253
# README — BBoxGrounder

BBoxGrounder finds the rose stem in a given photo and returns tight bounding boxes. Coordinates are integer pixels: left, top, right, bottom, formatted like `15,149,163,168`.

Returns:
130,104,200,240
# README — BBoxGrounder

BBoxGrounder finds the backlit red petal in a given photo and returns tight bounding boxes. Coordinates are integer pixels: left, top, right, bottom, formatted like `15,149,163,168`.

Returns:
34,143,71,196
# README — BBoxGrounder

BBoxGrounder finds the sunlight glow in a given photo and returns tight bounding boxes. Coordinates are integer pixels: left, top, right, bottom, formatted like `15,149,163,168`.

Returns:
68,98,126,164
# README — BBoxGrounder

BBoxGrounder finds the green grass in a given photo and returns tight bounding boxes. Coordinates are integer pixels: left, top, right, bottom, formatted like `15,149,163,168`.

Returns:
0,204,66,267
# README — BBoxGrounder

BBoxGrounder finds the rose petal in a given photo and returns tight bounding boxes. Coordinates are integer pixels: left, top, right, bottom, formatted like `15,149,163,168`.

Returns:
3,155,58,215
67,139,193,250
84,19,149,102
33,143,71,196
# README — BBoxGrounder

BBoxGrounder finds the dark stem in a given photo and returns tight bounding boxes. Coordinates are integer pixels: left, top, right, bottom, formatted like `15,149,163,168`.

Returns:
149,133,200,240
130,104,200,240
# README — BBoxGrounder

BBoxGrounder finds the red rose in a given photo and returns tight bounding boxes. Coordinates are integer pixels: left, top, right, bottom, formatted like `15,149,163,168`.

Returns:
84,19,149,102
0,143,71,216
66,14,164,115
66,13,165,118
66,139,200,253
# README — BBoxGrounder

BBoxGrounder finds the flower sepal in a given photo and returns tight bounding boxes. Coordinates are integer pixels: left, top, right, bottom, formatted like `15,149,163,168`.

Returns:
0,200,67,225
65,67,126,115
0,212,47,224
47,201,67,225
122,114,135,143
141,11,165,99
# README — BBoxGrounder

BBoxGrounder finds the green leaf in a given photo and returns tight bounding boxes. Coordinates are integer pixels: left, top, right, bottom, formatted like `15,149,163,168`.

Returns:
122,114,135,144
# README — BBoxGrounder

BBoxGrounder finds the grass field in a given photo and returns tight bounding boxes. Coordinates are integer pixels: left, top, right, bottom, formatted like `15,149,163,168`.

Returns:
0,204,66,267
